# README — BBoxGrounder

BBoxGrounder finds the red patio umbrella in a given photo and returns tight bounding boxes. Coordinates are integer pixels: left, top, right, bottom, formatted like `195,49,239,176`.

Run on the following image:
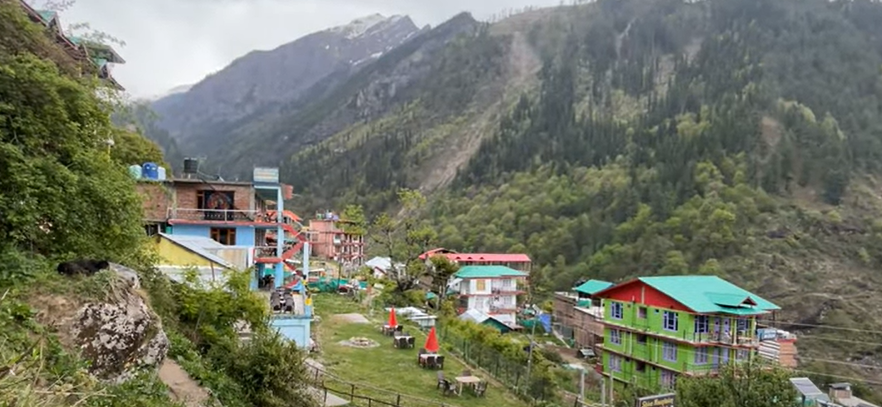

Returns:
388,308,398,327
424,326,440,353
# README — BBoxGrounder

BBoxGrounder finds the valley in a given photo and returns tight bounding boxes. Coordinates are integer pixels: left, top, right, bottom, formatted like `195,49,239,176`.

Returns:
128,0,882,403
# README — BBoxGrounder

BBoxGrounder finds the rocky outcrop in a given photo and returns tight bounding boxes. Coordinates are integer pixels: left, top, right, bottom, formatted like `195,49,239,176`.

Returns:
30,264,169,383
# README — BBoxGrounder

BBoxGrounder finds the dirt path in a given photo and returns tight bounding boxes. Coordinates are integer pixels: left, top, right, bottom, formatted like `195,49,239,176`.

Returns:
159,359,211,407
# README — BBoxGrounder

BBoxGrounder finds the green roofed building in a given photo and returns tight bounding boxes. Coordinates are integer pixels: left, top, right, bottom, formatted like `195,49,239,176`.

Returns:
592,275,781,390
18,0,126,90
449,266,528,328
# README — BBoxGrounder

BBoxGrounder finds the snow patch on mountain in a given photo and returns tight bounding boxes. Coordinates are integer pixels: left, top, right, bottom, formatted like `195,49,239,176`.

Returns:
329,14,406,39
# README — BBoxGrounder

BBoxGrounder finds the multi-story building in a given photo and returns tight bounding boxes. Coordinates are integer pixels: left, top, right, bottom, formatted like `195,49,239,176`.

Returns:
138,164,305,289
553,279,612,350
593,276,781,390
420,248,532,273
19,1,125,89
448,265,528,327
306,212,365,267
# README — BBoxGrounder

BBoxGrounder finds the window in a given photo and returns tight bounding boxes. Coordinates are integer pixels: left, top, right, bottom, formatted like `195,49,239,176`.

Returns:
663,311,679,331
661,370,676,388
636,361,646,372
611,302,623,319
694,315,709,334
736,349,750,361
210,228,236,245
475,279,486,291
662,341,678,362
610,330,622,345
637,334,647,344
736,318,749,332
694,347,709,365
638,307,647,319
609,355,622,372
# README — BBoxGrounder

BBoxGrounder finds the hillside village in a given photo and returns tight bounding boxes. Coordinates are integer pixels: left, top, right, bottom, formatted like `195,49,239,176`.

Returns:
5,0,882,406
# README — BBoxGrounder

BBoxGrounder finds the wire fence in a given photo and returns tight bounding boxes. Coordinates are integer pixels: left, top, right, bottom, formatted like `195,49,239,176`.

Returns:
437,324,604,407
305,362,463,407
437,324,531,389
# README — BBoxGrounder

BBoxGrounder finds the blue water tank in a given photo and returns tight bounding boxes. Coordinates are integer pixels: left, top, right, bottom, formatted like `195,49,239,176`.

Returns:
157,166,167,181
128,164,142,179
142,162,159,180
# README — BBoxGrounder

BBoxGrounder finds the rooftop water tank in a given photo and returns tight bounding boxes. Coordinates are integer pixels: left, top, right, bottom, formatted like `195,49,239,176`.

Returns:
142,162,159,180
183,158,199,174
157,166,167,181
128,164,142,180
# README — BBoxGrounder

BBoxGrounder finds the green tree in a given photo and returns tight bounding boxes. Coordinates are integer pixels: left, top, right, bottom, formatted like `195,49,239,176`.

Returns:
369,189,437,292
676,361,798,407
340,204,367,235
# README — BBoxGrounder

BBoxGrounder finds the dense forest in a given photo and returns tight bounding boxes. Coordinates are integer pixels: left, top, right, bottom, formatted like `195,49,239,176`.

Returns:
0,2,317,406
278,0,882,392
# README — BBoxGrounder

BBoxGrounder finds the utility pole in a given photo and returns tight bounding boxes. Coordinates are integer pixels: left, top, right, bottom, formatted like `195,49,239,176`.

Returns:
579,367,586,403
525,311,538,387
601,379,606,407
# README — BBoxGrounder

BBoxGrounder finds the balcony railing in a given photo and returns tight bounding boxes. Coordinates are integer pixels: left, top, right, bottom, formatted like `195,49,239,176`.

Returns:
255,246,280,258
168,208,277,222
605,319,759,346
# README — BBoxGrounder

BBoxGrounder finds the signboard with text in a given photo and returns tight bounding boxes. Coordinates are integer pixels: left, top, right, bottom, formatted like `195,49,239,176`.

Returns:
636,393,675,407
253,167,279,183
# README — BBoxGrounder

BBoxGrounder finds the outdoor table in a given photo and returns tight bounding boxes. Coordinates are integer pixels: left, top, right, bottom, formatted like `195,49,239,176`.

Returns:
382,325,395,336
454,376,482,395
419,353,438,364
393,334,413,348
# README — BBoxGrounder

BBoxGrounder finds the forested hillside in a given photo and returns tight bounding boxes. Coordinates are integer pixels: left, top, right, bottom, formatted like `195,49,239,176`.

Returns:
281,0,882,393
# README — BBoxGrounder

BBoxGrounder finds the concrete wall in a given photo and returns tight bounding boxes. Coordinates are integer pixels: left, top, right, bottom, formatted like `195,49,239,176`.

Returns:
271,317,312,349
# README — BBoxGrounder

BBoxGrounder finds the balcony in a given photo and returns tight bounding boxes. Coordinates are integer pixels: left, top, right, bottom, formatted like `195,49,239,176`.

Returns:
255,246,280,258
604,319,759,346
168,208,277,223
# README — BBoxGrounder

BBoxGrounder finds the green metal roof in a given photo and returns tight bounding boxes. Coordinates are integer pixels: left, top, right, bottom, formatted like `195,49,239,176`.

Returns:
37,10,57,24
637,276,780,315
454,265,528,279
573,279,613,295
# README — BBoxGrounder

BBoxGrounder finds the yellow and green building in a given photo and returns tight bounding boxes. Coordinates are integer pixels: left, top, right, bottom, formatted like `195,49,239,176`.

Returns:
592,276,780,390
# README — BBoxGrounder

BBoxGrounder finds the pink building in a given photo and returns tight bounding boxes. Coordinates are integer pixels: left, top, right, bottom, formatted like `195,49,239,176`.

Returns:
307,217,365,266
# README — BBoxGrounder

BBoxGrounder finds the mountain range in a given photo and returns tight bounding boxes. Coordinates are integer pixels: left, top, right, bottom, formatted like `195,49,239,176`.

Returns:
135,0,882,397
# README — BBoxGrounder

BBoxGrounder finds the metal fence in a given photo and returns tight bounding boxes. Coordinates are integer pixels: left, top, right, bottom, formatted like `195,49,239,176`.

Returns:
437,324,530,390
305,362,462,407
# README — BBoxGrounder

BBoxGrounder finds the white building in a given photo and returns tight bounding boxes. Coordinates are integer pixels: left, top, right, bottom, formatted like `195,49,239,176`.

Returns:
448,265,528,327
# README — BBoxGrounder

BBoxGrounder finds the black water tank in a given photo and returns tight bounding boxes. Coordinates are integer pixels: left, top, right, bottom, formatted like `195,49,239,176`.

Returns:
183,158,199,174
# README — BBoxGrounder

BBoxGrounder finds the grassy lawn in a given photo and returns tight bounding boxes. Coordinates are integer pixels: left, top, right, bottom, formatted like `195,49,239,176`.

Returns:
313,294,529,407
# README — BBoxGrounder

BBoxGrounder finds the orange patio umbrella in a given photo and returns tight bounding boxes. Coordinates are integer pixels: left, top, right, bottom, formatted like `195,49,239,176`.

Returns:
424,326,440,353
388,307,398,327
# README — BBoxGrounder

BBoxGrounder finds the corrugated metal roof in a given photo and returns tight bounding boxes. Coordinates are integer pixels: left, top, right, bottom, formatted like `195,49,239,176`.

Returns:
159,233,234,268
454,265,528,279
790,378,825,398
459,308,490,324
595,275,780,314
573,279,613,296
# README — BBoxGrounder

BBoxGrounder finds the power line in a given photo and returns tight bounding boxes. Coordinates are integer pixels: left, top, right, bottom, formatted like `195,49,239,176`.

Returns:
759,320,882,335
793,369,882,386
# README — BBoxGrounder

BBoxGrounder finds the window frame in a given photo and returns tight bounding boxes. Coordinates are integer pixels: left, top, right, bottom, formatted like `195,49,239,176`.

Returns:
610,329,622,345
694,315,709,334
694,347,709,365
210,227,236,245
662,341,678,362
611,302,623,320
663,310,679,332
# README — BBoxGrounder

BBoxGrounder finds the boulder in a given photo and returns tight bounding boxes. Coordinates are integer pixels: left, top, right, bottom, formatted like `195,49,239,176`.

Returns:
31,265,168,383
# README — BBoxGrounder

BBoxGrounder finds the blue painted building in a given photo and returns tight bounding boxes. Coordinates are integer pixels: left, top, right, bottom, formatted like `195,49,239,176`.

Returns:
138,165,306,289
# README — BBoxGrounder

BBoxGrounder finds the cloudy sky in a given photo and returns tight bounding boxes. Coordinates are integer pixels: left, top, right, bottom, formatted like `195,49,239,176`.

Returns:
43,0,565,98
